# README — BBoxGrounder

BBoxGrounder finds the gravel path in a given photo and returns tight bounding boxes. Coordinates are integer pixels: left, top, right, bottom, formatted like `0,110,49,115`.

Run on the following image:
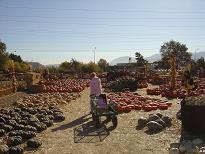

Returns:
20,86,182,154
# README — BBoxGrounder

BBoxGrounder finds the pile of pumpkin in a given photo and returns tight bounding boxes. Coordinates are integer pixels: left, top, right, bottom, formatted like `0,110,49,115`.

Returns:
0,106,65,153
169,139,205,154
39,79,89,93
137,81,148,89
14,92,81,107
137,113,172,132
147,79,205,99
146,87,187,99
107,92,172,113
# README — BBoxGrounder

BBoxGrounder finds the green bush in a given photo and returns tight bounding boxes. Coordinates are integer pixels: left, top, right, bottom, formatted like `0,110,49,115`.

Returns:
109,77,138,92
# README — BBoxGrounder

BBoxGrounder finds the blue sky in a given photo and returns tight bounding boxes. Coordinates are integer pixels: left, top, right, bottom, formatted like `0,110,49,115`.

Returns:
0,0,205,65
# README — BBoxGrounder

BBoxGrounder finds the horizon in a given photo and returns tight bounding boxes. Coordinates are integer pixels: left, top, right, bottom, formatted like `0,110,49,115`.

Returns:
1,0,205,65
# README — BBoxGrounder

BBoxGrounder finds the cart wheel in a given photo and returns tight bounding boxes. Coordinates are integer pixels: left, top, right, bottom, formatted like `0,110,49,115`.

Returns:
92,113,95,122
95,114,100,128
112,116,118,127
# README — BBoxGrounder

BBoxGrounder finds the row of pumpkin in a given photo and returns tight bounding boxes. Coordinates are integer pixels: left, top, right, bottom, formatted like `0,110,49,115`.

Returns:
0,106,65,153
146,80,205,99
14,92,81,108
39,79,90,93
107,92,172,113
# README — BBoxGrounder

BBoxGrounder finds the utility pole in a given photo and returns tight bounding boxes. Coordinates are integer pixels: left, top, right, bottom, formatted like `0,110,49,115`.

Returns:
94,47,96,64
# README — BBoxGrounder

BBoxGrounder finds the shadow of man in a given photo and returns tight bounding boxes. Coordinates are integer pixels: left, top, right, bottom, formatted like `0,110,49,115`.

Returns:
52,113,91,132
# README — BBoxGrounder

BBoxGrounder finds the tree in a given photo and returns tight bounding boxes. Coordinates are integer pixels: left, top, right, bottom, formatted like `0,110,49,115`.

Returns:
0,52,9,72
14,62,30,73
196,57,205,69
59,61,71,73
70,58,82,73
0,41,6,52
160,40,191,68
135,52,147,66
9,53,23,63
97,59,109,72
81,62,102,73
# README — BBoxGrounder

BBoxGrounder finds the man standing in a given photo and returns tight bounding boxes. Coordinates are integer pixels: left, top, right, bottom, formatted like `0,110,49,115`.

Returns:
90,72,102,97
89,72,102,112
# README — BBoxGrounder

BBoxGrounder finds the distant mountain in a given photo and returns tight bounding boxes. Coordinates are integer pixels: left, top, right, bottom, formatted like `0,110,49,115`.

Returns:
109,56,136,65
109,51,205,66
144,51,205,62
145,54,161,62
192,51,205,59
28,62,45,69
45,64,60,67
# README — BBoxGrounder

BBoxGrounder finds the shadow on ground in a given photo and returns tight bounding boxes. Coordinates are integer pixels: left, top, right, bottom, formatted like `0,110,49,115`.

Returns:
51,113,117,143
74,121,116,143
51,113,91,132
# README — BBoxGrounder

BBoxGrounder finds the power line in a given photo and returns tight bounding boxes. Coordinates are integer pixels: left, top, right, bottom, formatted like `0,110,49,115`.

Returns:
1,19,204,27
0,5,204,14
2,31,205,40
7,49,159,52
2,28,205,36
1,14,205,20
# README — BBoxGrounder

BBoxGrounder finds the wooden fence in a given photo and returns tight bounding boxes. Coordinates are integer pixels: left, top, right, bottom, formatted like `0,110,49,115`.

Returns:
0,74,15,97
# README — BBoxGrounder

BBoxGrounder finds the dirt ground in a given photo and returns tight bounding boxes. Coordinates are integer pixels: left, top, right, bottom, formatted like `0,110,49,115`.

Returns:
0,86,182,154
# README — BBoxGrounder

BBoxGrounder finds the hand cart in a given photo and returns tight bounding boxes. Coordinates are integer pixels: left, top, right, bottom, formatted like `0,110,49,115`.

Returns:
90,96,118,128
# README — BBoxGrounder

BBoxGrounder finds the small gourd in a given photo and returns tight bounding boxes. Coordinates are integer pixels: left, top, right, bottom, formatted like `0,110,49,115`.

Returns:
169,148,180,154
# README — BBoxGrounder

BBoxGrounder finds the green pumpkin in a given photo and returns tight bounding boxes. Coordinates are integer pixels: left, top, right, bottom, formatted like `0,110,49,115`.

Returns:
6,136,23,147
27,138,42,148
8,146,24,154
0,129,6,137
0,144,9,154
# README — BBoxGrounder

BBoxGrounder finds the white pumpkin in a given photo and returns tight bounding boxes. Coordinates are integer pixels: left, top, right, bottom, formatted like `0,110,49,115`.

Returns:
169,148,180,154
179,144,186,153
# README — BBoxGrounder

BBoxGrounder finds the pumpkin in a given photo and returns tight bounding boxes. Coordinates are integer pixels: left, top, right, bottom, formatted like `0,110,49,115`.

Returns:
143,106,153,112
0,129,6,137
162,116,172,127
14,124,25,130
2,125,14,132
148,114,160,122
22,131,36,139
42,120,53,127
18,120,28,126
54,114,65,122
8,131,18,137
158,104,168,110
134,105,142,110
124,106,132,113
6,136,23,147
34,123,47,132
166,102,172,107
47,115,54,120
24,125,37,132
13,108,21,112
8,146,24,154
27,138,42,148
0,117,6,123
0,144,9,154
137,117,147,129
146,121,164,131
